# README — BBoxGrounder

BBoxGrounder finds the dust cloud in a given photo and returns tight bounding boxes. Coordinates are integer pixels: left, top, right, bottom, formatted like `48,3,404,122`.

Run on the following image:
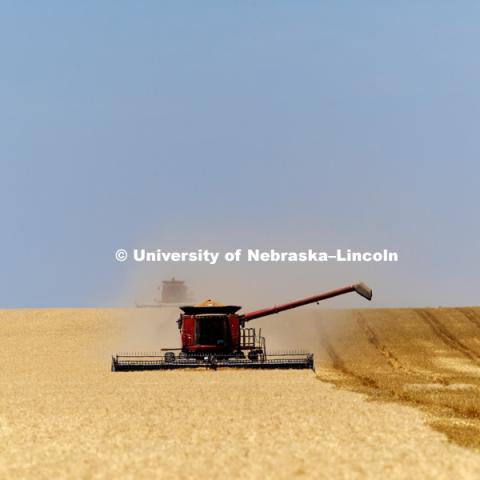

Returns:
112,308,180,352
111,225,381,353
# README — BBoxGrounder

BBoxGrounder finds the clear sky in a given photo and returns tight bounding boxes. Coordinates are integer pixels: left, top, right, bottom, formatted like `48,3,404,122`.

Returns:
1,2,479,308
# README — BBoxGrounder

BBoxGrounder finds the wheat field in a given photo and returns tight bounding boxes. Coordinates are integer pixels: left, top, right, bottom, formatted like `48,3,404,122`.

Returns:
312,307,480,451
1,307,480,479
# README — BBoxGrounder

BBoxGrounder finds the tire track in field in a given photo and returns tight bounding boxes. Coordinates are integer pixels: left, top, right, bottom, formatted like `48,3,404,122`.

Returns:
316,319,378,388
355,312,423,377
457,308,480,332
354,313,451,384
356,313,406,371
415,309,480,365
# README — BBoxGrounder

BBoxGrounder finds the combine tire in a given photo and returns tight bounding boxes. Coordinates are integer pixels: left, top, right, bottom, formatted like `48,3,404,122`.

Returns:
164,352,176,363
248,350,259,361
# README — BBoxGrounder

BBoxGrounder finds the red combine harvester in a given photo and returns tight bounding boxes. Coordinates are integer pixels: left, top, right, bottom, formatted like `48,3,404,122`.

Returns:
135,277,192,308
112,282,372,371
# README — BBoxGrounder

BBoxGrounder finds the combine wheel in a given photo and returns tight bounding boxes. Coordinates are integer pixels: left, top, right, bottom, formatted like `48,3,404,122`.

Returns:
164,352,176,363
208,354,218,370
248,350,259,361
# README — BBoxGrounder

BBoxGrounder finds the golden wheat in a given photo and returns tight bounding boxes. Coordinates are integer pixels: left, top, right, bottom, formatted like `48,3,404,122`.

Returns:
2,308,480,479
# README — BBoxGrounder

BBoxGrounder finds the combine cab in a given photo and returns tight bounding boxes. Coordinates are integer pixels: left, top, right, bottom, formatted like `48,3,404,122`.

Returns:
113,282,372,371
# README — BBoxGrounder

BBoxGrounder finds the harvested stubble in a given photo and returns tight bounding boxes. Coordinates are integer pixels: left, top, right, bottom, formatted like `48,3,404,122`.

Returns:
1,308,480,479
314,307,480,450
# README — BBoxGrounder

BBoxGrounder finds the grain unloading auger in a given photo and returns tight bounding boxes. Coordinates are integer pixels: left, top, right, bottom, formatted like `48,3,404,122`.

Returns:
112,282,372,371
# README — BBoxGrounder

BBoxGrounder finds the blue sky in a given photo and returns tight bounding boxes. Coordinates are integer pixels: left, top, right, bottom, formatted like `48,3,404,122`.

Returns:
1,2,479,307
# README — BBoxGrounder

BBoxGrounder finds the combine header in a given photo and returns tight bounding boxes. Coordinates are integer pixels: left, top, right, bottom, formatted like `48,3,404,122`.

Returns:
112,282,372,371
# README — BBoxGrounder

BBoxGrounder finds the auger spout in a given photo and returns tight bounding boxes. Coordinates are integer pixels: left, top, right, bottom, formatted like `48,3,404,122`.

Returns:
243,282,372,322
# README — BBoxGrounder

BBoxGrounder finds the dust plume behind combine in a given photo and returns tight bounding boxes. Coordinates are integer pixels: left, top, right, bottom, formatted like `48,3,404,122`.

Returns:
112,308,179,353
113,226,382,357
117,221,416,311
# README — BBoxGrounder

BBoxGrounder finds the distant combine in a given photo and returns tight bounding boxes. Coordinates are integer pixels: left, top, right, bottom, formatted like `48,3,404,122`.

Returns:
135,277,193,308
114,282,372,371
